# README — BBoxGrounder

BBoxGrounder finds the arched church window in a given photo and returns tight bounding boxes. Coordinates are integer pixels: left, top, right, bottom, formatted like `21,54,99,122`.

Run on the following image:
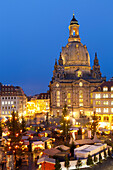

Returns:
79,90,83,98
79,90,83,106
73,30,75,36
56,91,60,107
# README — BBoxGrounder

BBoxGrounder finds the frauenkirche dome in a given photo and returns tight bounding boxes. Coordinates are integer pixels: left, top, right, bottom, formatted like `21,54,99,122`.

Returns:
61,14,91,74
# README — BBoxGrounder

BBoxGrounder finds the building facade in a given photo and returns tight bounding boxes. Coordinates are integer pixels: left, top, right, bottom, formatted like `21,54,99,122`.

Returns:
49,14,106,117
93,80,113,130
26,93,50,121
0,83,27,118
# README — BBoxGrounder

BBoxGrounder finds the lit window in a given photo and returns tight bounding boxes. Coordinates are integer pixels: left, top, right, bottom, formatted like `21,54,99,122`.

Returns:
57,102,60,107
96,108,101,113
77,71,82,77
104,116,109,121
103,94,108,98
8,101,10,105
57,91,60,96
103,108,108,113
111,94,113,98
79,90,83,99
56,91,60,107
111,87,113,91
96,101,101,105
67,99,71,106
111,101,113,105
73,30,75,36
79,90,83,106
2,101,4,105
79,99,83,102
67,93,71,98
11,101,13,105
95,94,101,99
103,101,108,105
79,82,83,87
99,116,101,120
103,86,108,91
5,101,7,104
56,83,59,87
111,108,113,113
2,111,4,114
79,103,83,106
5,111,7,114
112,116,113,122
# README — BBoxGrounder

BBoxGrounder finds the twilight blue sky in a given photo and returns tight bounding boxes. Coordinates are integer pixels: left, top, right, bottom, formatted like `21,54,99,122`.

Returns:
0,0,113,95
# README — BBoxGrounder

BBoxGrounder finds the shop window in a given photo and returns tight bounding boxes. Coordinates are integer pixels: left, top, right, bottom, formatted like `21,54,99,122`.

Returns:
104,116,109,121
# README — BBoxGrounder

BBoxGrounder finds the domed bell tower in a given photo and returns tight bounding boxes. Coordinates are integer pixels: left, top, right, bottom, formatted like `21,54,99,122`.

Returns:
68,13,81,42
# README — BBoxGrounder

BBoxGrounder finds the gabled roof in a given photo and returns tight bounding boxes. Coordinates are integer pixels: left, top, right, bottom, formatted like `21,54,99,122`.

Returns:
93,81,113,92
37,157,55,164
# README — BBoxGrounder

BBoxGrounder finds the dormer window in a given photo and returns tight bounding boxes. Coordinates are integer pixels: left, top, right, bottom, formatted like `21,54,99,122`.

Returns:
77,71,82,77
111,87,113,91
103,86,108,92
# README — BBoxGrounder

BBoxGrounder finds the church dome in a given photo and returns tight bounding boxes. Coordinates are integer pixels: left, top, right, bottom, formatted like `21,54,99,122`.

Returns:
62,41,90,67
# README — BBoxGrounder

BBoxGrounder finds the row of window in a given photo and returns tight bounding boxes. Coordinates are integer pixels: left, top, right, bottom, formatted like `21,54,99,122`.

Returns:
2,97,16,100
95,94,113,99
56,91,60,107
2,106,16,110
56,91,84,107
2,111,11,115
2,88,14,91
96,108,113,113
103,86,113,92
99,116,113,122
2,101,16,105
96,101,113,105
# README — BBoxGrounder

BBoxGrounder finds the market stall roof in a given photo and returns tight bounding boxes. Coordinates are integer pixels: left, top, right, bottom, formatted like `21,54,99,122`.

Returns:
22,136,29,140
93,133,102,143
55,145,70,151
32,141,44,145
37,157,55,164
43,148,61,156
73,139,94,145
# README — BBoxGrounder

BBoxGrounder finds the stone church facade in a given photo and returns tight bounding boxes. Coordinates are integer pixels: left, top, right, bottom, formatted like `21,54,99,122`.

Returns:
49,14,106,118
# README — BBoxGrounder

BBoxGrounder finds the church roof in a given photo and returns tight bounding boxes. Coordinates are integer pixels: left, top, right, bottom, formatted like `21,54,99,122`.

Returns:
70,14,79,25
